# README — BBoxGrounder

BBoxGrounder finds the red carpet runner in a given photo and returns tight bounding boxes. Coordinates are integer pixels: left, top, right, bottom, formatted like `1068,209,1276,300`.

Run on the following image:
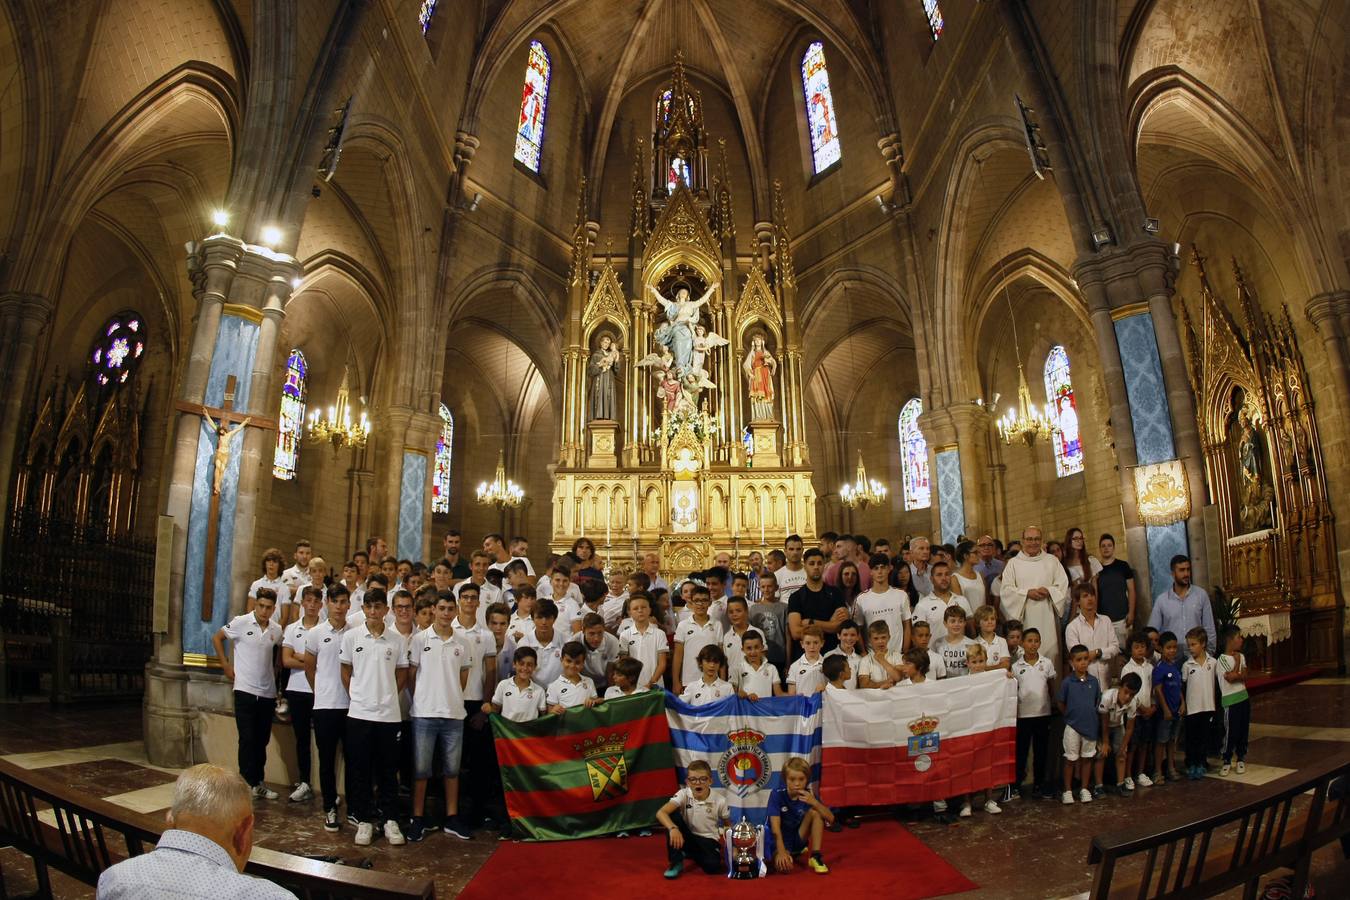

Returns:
457,819,977,899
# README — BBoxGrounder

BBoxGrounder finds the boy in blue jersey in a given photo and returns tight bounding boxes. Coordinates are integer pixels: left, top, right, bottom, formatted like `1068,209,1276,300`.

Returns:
769,757,833,875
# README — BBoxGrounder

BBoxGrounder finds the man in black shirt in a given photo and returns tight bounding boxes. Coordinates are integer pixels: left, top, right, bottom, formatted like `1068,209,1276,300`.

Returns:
786,548,848,657
1095,533,1136,651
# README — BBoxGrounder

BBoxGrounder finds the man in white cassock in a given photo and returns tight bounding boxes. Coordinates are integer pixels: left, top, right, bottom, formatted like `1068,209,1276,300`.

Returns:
1000,526,1069,663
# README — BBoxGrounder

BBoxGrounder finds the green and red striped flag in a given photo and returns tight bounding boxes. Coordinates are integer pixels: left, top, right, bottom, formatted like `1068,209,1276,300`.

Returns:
490,690,676,840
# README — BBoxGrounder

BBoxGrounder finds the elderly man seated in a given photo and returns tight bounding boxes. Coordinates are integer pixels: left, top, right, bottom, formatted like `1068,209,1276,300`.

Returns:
97,764,296,899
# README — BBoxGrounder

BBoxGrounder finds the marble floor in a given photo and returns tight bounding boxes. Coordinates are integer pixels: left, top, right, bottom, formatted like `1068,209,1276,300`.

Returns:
0,680,1347,899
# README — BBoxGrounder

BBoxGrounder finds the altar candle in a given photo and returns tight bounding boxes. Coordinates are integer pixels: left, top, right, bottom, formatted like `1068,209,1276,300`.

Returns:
606,493,612,545
759,493,766,546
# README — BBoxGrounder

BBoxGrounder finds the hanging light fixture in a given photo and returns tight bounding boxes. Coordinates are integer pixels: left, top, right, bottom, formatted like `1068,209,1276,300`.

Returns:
476,450,524,508
307,366,370,451
840,450,887,509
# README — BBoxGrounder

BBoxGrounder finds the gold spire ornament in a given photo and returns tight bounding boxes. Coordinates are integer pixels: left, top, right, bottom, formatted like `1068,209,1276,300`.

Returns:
307,367,370,452
839,450,887,509
476,450,524,509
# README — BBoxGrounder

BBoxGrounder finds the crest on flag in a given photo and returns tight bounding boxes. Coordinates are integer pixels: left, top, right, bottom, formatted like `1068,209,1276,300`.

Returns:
718,727,772,797
906,713,941,757
575,732,630,801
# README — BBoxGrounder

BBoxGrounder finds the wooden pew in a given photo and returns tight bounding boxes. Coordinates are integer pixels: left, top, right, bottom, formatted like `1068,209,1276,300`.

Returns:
1087,752,1350,899
0,758,435,899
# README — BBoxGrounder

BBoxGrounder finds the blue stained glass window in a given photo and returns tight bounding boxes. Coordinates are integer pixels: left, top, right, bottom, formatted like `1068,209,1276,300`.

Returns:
513,41,551,173
418,0,437,34
433,403,453,514
899,398,930,510
90,313,146,387
272,349,307,480
923,1,945,41
801,41,842,174
1044,346,1084,477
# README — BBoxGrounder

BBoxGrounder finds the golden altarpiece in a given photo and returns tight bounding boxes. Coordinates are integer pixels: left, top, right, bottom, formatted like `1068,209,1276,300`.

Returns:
1182,250,1343,670
551,54,815,572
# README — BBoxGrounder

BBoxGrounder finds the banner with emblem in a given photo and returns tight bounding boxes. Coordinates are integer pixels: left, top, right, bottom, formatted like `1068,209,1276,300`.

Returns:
819,670,1017,806
664,692,823,826
490,690,676,841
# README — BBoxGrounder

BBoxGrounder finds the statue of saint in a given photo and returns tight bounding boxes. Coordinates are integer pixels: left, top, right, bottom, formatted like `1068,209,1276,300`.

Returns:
1235,409,1273,532
742,333,778,421
202,409,251,496
586,332,621,421
648,281,718,375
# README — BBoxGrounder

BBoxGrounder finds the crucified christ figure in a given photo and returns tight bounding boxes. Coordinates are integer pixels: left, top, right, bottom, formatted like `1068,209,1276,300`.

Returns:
203,409,251,496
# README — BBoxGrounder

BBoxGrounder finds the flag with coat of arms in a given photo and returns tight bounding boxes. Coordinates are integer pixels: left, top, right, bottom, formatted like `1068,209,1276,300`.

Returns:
664,692,823,826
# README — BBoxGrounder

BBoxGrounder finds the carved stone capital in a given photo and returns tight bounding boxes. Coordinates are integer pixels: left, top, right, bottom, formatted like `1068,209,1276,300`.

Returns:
0,292,54,329
1072,240,1174,311
453,131,480,169
1305,290,1350,333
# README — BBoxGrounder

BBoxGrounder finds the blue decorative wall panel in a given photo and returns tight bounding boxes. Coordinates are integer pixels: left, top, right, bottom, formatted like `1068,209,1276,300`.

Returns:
936,448,965,546
1145,522,1189,607
398,451,428,561
183,315,261,654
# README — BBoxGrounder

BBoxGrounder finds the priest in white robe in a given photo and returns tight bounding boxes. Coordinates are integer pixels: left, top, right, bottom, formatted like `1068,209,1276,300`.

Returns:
1000,526,1069,662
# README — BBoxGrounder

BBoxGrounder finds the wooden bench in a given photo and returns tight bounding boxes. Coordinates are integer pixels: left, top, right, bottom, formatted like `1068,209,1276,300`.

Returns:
0,758,435,899
1087,752,1350,899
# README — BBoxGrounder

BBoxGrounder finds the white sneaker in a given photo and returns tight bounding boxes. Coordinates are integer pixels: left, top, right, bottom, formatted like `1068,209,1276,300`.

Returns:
958,802,972,818
983,800,1002,814
251,784,279,801
354,822,374,846
1122,777,1135,791
289,782,313,802
1220,763,1231,776
1236,761,1246,774
1078,788,1093,803
933,799,948,812
1135,773,1154,787
1061,791,1074,805
384,820,406,846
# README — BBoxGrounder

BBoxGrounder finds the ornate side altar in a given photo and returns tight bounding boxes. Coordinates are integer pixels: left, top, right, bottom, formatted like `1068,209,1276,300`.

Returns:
552,53,815,572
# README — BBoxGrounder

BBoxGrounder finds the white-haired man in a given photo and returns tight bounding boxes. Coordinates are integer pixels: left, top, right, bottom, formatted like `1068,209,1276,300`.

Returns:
96,764,296,898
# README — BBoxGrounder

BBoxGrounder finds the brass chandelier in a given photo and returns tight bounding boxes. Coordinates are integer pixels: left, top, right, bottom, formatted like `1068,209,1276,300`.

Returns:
476,450,524,509
840,450,888,509
307,367,370,451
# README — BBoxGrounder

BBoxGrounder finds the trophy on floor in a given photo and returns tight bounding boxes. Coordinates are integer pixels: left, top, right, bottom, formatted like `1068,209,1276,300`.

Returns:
724,816,766,878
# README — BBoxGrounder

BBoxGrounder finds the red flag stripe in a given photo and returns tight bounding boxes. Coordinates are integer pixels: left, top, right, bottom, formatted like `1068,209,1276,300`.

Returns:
496,712,671,769
503,767,678,820
819,726,1017,806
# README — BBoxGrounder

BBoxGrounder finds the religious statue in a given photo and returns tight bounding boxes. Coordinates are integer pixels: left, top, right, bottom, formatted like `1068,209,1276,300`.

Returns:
202,409,251,496
742,332,778,421
586,332,622,421
690,324,728,374
1235,409,1274,532
648,281,718,376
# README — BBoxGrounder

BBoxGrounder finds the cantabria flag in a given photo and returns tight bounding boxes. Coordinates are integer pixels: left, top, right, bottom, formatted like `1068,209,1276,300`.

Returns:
665,692,822,826
820,670,1017,806
491,690,676,840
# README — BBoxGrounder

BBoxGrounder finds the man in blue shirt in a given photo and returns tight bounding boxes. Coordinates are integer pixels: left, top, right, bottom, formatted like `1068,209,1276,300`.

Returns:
97,764,296,899
1148,555,1216,654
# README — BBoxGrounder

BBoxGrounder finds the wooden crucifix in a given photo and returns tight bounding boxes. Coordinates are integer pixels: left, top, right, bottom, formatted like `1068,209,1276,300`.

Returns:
176,375,276,621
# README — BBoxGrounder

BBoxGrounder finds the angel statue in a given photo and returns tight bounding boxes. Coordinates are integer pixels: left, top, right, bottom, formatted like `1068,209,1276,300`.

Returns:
202,409,251,496
691,324,729,375
648,281,719,374
636,346,683,414
742,332,779,421
587,332,622,421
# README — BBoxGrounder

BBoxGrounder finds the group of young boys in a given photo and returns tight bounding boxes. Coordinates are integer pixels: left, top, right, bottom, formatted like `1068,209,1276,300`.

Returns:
212,532,1254,878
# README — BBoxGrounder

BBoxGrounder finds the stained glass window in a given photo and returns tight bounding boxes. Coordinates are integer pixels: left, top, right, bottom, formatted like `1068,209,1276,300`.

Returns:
801,41,842,174
513,40,551,173
1043,345,1084,477
418,0,437,34
433,403,453,514
923,1,945,41
272,349,307,480
667,155,690,193
899,398,930,510
89,313,146,387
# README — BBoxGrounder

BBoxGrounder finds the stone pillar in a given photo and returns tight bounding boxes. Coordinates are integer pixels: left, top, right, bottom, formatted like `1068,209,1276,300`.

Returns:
0,293,54,556
1307,291,1350,403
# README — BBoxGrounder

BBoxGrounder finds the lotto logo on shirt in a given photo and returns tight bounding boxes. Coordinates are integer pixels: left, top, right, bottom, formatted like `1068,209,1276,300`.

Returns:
718,727,771,797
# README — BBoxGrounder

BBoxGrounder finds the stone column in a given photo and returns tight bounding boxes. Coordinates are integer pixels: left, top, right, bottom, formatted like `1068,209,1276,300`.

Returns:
1307,291,1350,402
0,293,54,556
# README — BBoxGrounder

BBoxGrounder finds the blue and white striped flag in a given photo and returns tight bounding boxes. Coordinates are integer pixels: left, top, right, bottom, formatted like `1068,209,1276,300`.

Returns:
664,692,823,826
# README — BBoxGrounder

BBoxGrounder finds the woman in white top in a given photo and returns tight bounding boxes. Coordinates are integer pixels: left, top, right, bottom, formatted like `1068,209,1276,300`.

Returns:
953,540,987,610
1061,527,1101,625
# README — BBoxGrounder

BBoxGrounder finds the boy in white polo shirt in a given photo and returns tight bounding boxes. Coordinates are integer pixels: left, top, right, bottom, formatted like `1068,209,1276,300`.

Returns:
212,587,283,800
672,586,723,696
280,585,322,803
339,589,409,847
518,599,567,688
303,584,351,832
546,642,599,713
618,592,669,690
485,646,547,721
406,592,471,843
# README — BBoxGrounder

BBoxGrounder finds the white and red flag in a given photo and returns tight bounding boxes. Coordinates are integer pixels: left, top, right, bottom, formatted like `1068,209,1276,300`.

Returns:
819,670,1018,806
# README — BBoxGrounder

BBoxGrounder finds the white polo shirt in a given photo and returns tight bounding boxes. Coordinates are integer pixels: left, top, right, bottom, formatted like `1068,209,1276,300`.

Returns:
856,648,905,687
450,617,495,702
603,684,650,700
339,624,408,723
825,647,863,689
787,655,825,694
855,588,911,645
409,626,470,719
674,617,724,686
281,564,307,594
670,787,728,839
582,631,622,688
518,628,567,687
1012,655,1057,717
546,674,597,709
223,613,282,698
282,620,314,693
680,677,734,707
730,659,778,698
490,556,535,577
454,579,502,627
600,593,628,629
303,619,349,710
507,612,534,642
912,593,973,639
491,677,546,722
249,576,291,608
977,634,1011,668
720,625,764,675
617,621,668,687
